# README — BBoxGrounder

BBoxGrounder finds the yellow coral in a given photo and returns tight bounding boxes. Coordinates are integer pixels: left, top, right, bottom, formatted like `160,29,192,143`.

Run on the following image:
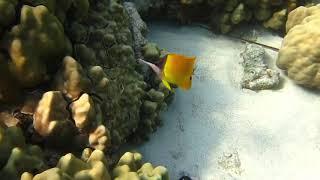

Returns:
23,149,111,180
4,5,71,87
285,4,320,32
70,93,96,130
277,5,320,88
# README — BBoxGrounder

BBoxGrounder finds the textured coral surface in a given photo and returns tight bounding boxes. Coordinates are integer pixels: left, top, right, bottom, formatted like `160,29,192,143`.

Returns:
0,0,315,178
277,4,320,88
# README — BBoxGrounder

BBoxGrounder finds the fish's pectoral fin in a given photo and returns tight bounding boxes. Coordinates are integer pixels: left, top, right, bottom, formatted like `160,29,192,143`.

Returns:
162,79,174,92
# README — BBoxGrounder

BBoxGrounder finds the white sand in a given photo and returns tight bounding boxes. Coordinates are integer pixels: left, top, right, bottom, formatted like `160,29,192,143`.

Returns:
136,22,320,180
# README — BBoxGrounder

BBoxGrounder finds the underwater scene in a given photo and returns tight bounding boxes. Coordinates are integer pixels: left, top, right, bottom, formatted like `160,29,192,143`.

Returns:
0,0,319,179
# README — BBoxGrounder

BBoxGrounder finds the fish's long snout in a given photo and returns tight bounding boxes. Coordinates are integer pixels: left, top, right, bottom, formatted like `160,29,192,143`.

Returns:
137,58,162,78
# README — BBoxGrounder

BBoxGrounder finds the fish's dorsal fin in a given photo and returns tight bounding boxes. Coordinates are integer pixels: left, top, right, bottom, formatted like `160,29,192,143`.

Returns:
167,54,196,62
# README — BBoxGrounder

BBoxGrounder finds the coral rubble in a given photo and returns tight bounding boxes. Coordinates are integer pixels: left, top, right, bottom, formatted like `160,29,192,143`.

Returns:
241,43,280,90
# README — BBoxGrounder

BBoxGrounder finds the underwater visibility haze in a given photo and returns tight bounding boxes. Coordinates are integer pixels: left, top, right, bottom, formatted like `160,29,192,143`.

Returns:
0,0,320,179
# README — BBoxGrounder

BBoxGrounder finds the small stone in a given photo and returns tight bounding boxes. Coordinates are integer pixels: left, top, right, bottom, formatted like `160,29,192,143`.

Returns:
240,43,280,90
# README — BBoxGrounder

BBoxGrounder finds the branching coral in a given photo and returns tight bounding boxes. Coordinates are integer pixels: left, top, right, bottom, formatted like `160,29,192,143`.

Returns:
53,56,92,101
263,9,287,30
33,91,77,145
0,53,20,103
89,125,111,151
22,149,111,180
2,5,71,87
112,152,169,180
22,0,89,22
0,0,173,177
22,150,169,180
0,126,46,180
70,93,98,130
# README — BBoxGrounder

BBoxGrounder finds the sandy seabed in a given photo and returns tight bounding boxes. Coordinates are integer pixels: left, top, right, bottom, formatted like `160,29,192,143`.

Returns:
136,22,320,180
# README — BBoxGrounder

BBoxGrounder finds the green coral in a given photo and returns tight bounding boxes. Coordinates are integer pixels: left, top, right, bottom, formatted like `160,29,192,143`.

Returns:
22,149,111,180
0,0,17,28
231,3,250,24
22,150,168,180
3,5,71,87
53,56,92,100
103,67,147,145
65,0,172,146
33,91,78,146
263,9,287,30
0,126,45,180
113,152,169,180
0,53,20,103
22,0,89,22
142,43,161,63
144,0,298,33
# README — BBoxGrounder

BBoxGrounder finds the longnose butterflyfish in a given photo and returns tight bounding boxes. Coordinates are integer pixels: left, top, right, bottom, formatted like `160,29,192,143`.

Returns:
139,54,196,91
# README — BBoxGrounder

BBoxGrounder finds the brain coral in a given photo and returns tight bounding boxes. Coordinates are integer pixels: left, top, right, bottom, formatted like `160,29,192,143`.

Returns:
285,4,320,32
276,4,320,88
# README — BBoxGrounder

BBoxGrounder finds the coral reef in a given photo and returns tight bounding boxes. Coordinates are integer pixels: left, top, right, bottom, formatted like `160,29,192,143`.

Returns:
132,0,304,33
263,9,287,30
277,4,320,88
0,126,46,180
0,0,309,178
128,0,165,17
21,150,169,180
0,0,17,28
21,148,111,180
142,43,161,63
33,91,78,147
112,152,169,180
124,2,148,58
22,0,89,23
53,56,91,101
241,43,280,90
2,5,71,87
0,53,21,103
285,4,320,32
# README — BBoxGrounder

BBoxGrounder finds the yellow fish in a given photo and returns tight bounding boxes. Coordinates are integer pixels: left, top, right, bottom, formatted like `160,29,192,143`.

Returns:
139,54,196,91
